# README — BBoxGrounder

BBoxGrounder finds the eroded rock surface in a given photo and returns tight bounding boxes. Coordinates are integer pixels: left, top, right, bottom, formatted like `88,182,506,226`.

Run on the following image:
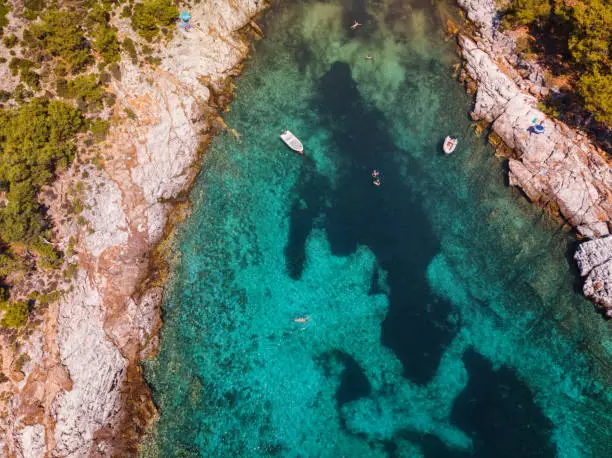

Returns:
2,1,265,456
575,237,612,315
456,2,612,315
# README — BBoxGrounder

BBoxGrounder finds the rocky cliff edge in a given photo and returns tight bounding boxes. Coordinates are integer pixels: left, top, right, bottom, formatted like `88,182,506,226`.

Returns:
456,0,612,315
1,1,265,456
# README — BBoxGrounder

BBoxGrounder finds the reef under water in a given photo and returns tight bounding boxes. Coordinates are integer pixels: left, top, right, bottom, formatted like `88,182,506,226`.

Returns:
142,1,612,456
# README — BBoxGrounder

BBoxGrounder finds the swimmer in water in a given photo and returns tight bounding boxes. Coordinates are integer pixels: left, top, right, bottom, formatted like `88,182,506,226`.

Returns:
351,20,362,30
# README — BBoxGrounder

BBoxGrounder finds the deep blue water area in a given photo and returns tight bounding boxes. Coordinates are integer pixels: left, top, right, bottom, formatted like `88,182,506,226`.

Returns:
142,1,612,456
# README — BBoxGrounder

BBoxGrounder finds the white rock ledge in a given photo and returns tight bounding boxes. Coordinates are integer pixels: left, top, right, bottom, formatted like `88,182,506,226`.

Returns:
456,1,612,315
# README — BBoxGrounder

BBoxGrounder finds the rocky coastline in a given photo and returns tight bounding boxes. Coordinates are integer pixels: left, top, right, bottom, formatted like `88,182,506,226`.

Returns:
455,0,612,316
0,1,265,456
1,1,610,457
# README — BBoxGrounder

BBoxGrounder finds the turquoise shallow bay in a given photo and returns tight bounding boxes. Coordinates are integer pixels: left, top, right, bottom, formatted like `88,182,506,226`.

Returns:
142,1,612,456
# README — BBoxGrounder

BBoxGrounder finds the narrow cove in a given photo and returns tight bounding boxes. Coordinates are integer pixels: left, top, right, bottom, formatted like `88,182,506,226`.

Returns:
142,1,612,456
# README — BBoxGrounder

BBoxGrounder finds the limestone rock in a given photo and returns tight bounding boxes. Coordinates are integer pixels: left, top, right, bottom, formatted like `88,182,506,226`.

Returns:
460,36,612,238
456,0,498,37
53,272,126,457
4,1,266,456
19,425,46,458
456,3,612,314
575,237,612,315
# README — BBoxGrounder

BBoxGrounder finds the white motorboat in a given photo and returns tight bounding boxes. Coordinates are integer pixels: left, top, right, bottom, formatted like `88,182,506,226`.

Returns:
280,130,304,154
443,136,458,155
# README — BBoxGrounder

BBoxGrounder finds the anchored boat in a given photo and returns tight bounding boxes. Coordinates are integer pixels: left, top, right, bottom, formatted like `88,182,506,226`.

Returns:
443,136,458,155
280,130,304,154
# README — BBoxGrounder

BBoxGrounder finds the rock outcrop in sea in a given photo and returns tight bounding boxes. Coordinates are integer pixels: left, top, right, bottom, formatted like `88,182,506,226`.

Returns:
0,1,264,456
456,0,612,316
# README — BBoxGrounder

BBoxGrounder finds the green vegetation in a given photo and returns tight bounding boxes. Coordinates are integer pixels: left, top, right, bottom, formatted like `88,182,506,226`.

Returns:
0,301,29,329
30,9,92,73
23,0,45,20
89,118,110,141
9,58,40,91
0,99,83,245
63,263,78,280
12,353,30,371
0,252,24,277
124,107,137,119
28,290,61,306
0,0,9,35
57,74,106,111
88,2,121,67
65,236,76,257
3,33,17,48
122,37,138,62
132,0,178,41
0,0,181,332
503,0,612,126
578,69,611,124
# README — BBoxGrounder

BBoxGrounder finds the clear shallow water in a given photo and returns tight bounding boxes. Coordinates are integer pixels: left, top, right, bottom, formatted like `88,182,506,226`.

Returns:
142,1,612,456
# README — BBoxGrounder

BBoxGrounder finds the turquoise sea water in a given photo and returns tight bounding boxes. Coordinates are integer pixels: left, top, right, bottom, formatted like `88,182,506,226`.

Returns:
142,1,612,456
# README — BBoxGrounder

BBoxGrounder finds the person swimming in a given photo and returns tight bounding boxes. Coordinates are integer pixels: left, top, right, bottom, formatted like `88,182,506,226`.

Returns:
365,55,373,60
373,178,381,186
351,20,362,30
372,169,380,178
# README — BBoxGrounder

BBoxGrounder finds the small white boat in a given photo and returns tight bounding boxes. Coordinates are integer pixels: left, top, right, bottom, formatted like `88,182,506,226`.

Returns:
443,136,458,155
280,130,304,154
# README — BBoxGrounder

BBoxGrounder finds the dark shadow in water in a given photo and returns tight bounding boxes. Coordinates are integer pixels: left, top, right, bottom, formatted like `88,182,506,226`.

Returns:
450,349,556,458
284,60,458,386
390,431,472,458
284,161,330,279
337,352,372,406
315,350,372,406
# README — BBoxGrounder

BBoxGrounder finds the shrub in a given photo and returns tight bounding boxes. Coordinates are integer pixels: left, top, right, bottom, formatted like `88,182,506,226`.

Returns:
0,99,83,244
8,58,43,91
120,4,132,19
21,68,41,91
3,34,17,48
0,0,9,34
23,0,44,19
61,74,106,111
122,37,138,62
65,236,76,257
0,252,23,277
89,118,110,141
568,0,611,70
108,62,121,80
31,9,92,73
93,25,120,67
13,84,33,102
1,301,29,328
132,0,178,41
63,263,78,280
124,107,137,119
577,69,612,125
30,236,62,269
503,0,551,27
